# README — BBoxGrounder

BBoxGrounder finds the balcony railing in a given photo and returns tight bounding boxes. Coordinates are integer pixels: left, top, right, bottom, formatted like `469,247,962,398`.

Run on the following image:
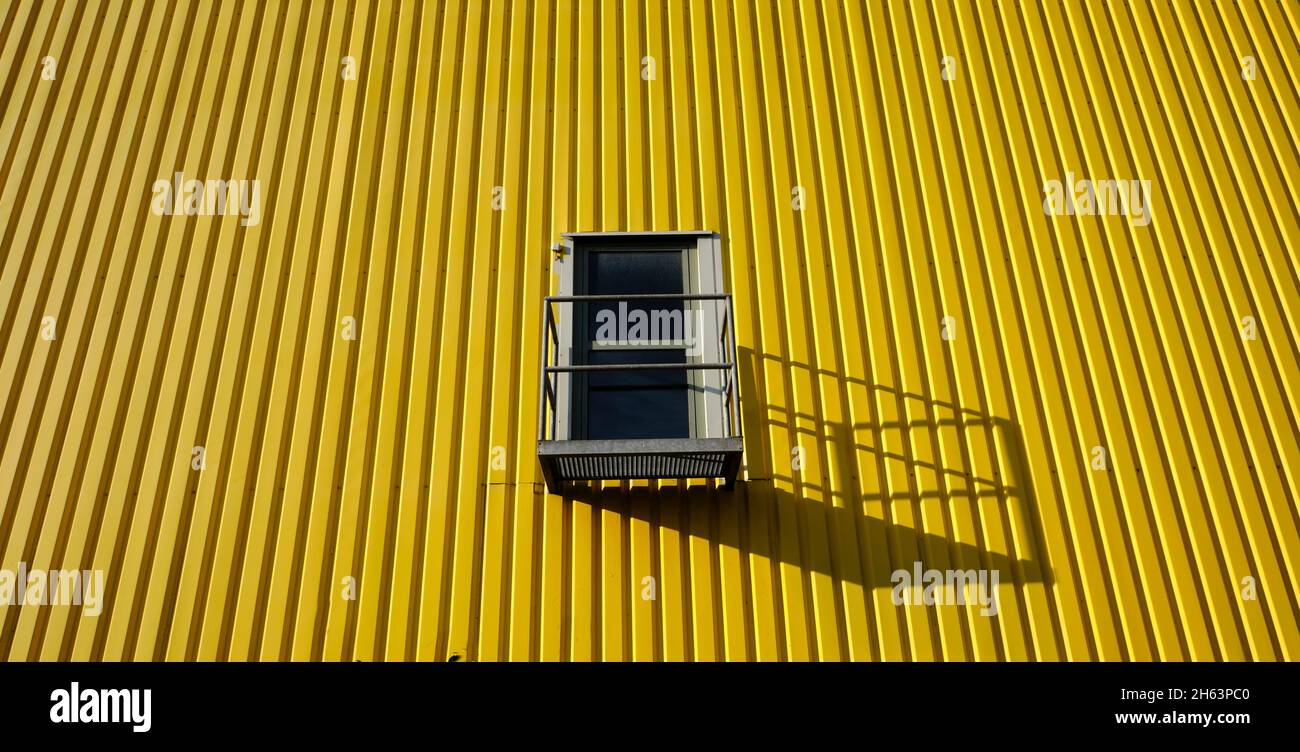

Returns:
536,292,743,493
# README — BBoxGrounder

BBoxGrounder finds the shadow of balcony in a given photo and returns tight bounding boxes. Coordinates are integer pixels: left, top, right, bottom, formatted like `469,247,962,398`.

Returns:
556,345,1054,594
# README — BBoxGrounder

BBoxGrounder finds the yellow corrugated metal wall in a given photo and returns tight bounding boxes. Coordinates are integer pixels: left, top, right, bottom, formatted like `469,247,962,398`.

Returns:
1,0,1297,661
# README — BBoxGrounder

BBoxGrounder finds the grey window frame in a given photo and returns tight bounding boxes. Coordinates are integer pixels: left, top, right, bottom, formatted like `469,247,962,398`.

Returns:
553,231,726,442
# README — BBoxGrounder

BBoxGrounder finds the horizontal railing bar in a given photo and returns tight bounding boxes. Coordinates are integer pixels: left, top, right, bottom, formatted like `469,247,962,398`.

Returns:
546,293,731,302
546,362,733,372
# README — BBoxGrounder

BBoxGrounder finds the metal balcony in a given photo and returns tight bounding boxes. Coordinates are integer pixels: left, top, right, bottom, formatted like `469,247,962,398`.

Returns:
536,293,743,494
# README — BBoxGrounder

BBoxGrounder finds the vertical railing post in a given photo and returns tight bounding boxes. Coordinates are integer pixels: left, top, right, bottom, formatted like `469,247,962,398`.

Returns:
537,300,551,442
550,311,558,440
718,299,732,437
727,294,741,437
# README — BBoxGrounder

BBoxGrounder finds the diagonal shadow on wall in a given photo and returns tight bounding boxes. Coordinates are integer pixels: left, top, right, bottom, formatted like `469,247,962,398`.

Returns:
560,345,1055,595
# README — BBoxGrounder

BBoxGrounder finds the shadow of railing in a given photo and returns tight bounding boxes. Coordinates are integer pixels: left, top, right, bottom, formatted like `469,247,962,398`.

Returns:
559,344,1054,593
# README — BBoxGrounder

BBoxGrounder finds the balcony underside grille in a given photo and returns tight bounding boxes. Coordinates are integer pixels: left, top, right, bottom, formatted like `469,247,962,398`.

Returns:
537,438,743,494
556,452,727,480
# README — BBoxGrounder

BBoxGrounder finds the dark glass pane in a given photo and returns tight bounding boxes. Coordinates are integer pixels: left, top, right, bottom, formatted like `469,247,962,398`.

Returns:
586,349,689,440
587,251,685,344
581,249,691,440
589,251,683,295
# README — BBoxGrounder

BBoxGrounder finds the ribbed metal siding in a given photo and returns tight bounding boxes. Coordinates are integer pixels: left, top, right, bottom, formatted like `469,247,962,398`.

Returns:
1,0,1297,661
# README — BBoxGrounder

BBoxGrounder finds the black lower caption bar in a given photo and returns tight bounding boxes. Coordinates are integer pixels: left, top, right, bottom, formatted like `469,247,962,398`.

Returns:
0,661,1291,740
